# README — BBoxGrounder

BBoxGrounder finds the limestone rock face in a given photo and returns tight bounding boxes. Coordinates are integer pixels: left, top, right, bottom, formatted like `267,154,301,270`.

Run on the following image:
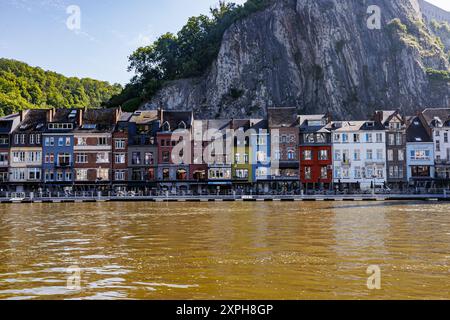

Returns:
150,0,450,119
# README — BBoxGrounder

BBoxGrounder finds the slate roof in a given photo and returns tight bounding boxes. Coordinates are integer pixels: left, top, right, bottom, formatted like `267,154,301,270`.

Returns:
298,114,330,133
14,109,47,133
421,108,450,127
0,113,20,134
406,116,432,143
267,108,298,128
161,111,193,131
330,120,384,132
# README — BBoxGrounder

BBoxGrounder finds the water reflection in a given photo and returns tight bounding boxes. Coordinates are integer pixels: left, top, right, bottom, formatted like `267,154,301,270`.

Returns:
0,202,449,300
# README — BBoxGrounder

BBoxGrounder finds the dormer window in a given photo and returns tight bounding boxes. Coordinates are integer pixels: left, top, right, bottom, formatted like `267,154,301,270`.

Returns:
48,123,73,130
366,122,375,128
178,121,187,129
162,121,170,132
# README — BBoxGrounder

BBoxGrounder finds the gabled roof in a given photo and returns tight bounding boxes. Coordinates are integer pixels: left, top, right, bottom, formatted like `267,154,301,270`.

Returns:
298,114,330,133
406,116,432,143
0,113,20,134
161,111,193,131
267,107,298,128
74,108,119,133
331,120,384,132
374,110,404,125
421,108,450,127
14,109,47,133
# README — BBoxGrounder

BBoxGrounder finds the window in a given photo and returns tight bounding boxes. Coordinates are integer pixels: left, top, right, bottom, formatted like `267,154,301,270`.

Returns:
445,132,449,144
304,167,312,180
366,134,373,143
97,169,109,181
303,150,313,161
257,151,267,162
334,134,341,142
48,123,73,130
235,169,249,179
398,150,405,161
176,169,187,180
411,166,430,177
115,171,126,181
396,134,402,145
389,134,395,146
28,168,41,181
318,150,328,161
20,134,25,144
58,138,64,147
0,137,9,145
342,134,348,143
354,167,362,179
162,168,170,180
354,149,361,161
56,172,64,182
27,151,41,163
334,150,341,161
388,150,394,161
143,152,153,165
162,151,170,163
367,149,373,160
306,134,315,143
66,137,71,146
14,134,19,145
76,153,87,164
98,137,108,146
76,169,88,181
376,133,383,143
0,152,8,165
287,149,295,160
320,166,328,179
45,153,55,164
376,149,383,160
77,137,87,146
115,153,126,164
45,170,54,182
36,134,41,144
411,150,431,161
436,140,441,152
353,134,360,143
49,137,55,146
57,153,71,166
96,152,109,163
115,139,126,150
316,134,326,143
65,172,73,181
11,168,26,181
30,134,35,145
132,152,141,165
13,152,26,163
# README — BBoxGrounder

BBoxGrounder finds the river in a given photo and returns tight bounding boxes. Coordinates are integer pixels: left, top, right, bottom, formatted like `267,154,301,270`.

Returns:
0,201,449,300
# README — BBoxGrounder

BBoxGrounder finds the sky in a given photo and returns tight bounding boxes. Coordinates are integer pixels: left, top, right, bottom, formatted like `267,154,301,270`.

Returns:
0,0,448,86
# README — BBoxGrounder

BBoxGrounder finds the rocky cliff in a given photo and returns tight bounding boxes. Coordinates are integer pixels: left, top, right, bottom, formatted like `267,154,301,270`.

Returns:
149,0,450,119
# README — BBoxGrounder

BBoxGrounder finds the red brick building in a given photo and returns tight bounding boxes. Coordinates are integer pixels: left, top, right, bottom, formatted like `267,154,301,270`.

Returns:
298,115,333,190
112,112,132,189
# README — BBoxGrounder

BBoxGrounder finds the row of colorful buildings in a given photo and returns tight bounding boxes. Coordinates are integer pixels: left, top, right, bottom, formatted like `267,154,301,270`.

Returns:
0,107,449,193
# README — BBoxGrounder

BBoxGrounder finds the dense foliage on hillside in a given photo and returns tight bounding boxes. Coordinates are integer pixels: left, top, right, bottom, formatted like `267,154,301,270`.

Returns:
107,0,272,111
0,58,122,116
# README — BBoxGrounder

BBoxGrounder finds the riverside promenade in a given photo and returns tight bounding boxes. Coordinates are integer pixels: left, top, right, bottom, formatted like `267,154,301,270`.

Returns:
1,192,450,204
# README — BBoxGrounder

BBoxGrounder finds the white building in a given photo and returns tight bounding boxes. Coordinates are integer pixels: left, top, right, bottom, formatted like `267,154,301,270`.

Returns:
420,108,450,182
332,121,387,190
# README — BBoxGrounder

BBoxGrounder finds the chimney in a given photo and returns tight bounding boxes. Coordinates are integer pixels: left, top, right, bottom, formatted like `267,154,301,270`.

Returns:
114,107,121,124
46,108,55,123
19,110,29,122
157,107,164,122
77,109,83,127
